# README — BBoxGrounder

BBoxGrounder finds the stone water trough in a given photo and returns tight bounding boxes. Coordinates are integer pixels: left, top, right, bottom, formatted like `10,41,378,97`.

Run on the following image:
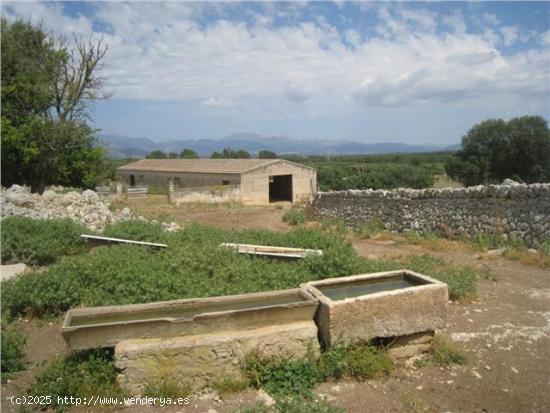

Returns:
62,289,321,393
61,288,317,351
302,270,448,348
220,242,323,259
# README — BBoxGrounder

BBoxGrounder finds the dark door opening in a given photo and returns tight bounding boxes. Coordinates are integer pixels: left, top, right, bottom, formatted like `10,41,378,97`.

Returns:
269,175,293,202
129,175,135,186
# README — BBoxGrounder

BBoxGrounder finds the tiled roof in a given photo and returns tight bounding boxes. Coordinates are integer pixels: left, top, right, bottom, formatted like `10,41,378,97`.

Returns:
116,159,281,174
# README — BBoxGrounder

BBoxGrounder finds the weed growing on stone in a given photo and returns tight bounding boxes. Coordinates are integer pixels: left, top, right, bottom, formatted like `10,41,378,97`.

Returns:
431,334,467,367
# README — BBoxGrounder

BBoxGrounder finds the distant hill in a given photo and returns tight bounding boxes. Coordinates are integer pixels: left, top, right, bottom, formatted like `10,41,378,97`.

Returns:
99,132,459,158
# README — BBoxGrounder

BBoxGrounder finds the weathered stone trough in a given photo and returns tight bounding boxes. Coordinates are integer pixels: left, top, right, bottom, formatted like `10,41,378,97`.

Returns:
220,243,323,259
61,289,320,394
61,288,318,351
302,270,448,347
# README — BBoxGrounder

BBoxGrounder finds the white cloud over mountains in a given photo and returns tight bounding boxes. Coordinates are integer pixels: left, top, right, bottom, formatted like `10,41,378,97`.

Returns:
3,1,548,125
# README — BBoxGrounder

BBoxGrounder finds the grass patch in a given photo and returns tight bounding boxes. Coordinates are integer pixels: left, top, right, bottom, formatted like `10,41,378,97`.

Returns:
244,342,392,399
276,397,345,413
282,207,307,226
405,254,477,300
1,320,26,378
1,217,87,266
29,349,124,412
503,248,550,269
212,376,250,395
143,378,190,398
2,220,479,319
354,219,385,239
234,402,272,413
431,334,467,367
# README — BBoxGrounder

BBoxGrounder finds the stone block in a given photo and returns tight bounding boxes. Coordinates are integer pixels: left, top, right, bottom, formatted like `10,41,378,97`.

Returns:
115,320,319,395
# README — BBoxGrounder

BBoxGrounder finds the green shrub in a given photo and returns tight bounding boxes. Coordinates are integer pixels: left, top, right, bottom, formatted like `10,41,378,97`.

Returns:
1,217,87,266
431,334,467,367
29,349,124,412
1,321,26,377
318,342,393,381
103,220,166,243
234,403,272,413
244,353,320,398
282,207,307,226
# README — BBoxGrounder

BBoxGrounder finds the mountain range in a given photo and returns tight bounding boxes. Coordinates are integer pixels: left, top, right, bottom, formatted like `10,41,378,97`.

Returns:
99,132,460,158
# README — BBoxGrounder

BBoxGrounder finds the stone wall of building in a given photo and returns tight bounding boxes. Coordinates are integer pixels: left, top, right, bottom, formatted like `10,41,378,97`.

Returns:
311,183,550,245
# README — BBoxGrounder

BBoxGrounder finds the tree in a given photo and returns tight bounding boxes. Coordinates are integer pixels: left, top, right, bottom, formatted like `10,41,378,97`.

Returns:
145,150,167,159
211,148,250,159
167,152,179,159
1,19,109,192
259,150,277,159
180,148,199,158
445,116,550,186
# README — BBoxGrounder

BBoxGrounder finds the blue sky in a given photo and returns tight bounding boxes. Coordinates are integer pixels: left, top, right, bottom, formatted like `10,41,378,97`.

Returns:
3,1,549,144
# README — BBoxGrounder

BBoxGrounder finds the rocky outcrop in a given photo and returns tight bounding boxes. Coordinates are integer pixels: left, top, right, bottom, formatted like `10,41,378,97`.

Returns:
311,183,550,246
0,185,181,232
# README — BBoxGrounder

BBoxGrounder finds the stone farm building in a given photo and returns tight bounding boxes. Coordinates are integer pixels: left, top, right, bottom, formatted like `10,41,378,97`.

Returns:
117,159,317,204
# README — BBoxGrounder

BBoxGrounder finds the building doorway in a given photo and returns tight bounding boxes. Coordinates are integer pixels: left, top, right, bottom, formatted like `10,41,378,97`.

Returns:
269,175,293,202
129,175,135,186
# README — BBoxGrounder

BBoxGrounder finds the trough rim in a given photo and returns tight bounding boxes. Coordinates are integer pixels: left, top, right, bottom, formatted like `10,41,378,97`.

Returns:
301,269,447,306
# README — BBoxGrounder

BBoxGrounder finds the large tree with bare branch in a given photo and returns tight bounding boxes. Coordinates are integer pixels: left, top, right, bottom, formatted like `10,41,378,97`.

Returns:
1,19,110,192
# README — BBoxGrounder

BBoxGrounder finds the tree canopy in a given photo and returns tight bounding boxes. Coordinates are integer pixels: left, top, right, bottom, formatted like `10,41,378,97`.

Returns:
180,148,199,158
445,116,550,186
211,148,251,159
1,19,109,192
259,150,278,159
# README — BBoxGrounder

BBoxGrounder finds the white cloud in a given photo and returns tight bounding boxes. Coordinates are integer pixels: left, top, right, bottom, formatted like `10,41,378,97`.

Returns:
500,25,519,46
202,97,233,108
2,1,548,122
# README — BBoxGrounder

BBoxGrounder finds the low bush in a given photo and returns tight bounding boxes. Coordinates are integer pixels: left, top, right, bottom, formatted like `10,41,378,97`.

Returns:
318,342,393,381
29,349,124,412
1,217,87,266
282,207,307,226
244,342,392,399
431,334,467,367
1,320,26,377
244,352,320,398
103,220,167,243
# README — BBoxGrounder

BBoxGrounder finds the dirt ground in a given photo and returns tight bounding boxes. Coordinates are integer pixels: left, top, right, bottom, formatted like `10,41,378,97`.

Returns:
2,206,549,413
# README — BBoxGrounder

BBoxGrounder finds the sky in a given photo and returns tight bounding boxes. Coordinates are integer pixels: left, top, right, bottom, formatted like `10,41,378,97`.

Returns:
2,1,549,145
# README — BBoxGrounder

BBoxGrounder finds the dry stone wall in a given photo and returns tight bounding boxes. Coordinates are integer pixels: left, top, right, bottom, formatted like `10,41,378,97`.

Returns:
311,183,550,246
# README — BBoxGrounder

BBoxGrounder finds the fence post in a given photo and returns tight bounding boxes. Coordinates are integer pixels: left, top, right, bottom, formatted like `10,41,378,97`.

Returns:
168,178,174,204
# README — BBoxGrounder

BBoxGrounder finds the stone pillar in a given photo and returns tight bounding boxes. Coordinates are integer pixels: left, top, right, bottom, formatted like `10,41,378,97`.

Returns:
116,183,123,197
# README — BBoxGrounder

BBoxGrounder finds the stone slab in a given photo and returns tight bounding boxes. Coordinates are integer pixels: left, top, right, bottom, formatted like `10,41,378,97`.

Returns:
115,320,320,395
